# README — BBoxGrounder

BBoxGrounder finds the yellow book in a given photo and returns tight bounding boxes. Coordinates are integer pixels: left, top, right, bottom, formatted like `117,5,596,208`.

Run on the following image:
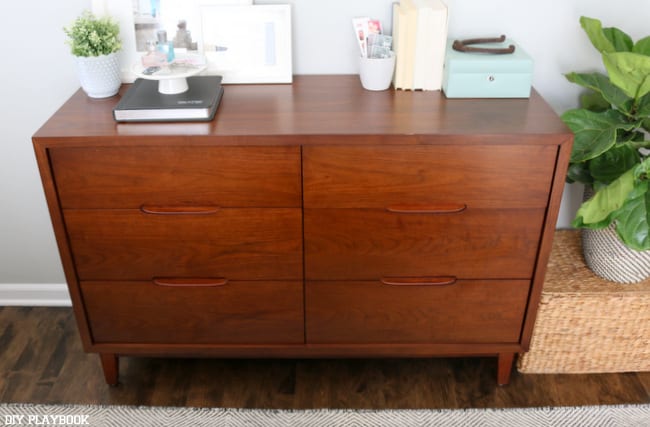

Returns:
400,0,418,90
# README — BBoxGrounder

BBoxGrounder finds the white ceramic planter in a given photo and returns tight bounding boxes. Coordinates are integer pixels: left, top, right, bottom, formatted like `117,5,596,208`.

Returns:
581,187,650,284
75,52,121,98
582,226,650,284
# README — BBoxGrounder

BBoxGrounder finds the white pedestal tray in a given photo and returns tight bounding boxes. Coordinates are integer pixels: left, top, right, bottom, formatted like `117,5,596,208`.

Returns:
132,61,207,95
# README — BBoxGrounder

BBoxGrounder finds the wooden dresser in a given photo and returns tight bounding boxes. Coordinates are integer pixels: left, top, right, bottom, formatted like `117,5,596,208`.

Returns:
32,75,572,386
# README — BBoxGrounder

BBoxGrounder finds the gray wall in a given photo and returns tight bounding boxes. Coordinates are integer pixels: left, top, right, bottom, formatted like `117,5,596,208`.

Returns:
1,0,90,285
1,0,648,290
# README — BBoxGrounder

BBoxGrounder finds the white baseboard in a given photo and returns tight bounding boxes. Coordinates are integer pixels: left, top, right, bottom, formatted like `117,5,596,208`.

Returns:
0,283,71,306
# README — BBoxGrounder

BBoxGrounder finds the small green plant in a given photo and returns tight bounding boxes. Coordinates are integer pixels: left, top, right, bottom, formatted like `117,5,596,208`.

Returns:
562,16,650,251
64,11,121,57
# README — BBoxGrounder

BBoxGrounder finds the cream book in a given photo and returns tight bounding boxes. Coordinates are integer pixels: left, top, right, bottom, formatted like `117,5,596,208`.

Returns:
392,2,407,89
400,0,418,90
412,0,448,90
393,0,448,91
393,0,417,90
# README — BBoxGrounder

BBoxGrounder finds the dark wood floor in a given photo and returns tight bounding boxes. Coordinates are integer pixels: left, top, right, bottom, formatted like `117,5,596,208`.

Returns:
1,307,648,409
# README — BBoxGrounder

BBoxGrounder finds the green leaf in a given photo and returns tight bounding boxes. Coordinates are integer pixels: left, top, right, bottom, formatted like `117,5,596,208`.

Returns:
64,10,121,57
580,91,610,112
636,93,650,116
635,156,650,180
580,16,616,53
561,109,638,162
603,27,633,52
633,36,650,56
573,166,636,227
612,184,650,250
602,52,650,99
566,72,631,112
643,118,650,133
567,162,593,184
589,144,640,184
617,131,645,145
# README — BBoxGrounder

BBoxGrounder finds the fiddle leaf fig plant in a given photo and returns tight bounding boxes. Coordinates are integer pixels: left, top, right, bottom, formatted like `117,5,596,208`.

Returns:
563,16,650,251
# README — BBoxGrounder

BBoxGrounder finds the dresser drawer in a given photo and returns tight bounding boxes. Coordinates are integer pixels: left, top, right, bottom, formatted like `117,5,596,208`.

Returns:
303,145,556,209
305,208,544,280
82,280,304,344
65,208,302,281
306,279,529,344
50,146,301,208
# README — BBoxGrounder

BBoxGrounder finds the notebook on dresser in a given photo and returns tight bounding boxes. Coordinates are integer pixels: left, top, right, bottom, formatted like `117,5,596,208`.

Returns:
113,75,223,122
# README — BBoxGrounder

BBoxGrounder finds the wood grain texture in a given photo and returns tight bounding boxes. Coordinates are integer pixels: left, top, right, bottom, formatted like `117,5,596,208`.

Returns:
639,372,650,398
303,145,557,209
32,144,95,350
32,76,570,142
65,208,302,281
31,75,575,386
84,342,522,358
304,208,545,280
100,354,118,386
1,307,648,408
50,146,302,209
305,280,529,344
497,353,516,386
520,139,574,350
81,281,304,344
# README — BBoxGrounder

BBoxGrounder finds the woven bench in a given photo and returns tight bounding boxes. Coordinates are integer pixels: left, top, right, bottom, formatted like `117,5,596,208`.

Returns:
517,230,650,374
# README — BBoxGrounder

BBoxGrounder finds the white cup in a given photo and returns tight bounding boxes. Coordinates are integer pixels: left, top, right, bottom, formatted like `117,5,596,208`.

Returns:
359,54,396,91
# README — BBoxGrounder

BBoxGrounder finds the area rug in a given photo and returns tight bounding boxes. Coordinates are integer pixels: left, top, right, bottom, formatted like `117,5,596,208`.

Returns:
0,403,648,426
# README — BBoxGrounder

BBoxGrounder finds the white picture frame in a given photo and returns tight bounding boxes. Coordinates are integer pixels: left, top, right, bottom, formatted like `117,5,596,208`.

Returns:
131,0,254,53
92,0,261,83
200,5,293,83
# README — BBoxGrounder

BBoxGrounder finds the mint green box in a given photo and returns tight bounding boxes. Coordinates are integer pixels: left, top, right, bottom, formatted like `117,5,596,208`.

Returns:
442,38,533,98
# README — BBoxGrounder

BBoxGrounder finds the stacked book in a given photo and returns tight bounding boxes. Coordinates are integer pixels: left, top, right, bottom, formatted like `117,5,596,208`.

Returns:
392,0,449,91
113,75,224,122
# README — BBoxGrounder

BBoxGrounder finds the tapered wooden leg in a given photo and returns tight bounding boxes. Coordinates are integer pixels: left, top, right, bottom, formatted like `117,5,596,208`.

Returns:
99,353,119,386
497,352,515,386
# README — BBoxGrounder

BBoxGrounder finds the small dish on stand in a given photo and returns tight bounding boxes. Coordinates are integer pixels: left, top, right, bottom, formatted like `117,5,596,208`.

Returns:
132,59,207,95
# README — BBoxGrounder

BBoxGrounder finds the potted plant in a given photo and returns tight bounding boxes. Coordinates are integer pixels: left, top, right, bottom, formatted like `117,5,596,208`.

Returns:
562,16,650,283
64,10,122,98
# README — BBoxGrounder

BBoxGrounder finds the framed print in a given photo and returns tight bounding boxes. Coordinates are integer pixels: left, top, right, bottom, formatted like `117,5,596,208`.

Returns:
131,0,253,53
92,0,258,83
200,5,293,83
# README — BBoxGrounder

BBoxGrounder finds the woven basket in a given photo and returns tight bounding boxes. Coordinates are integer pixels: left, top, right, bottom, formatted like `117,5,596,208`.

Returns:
518,230,650,374
581,187,650,284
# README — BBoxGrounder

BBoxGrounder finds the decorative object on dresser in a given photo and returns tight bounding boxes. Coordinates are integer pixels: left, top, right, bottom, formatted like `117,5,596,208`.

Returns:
200,4,293,83
32,75,572,387
561,16,650,283
518,230,650,374
392,0,449,91
64,11,122,98
113,75,224,122
442,35,533,98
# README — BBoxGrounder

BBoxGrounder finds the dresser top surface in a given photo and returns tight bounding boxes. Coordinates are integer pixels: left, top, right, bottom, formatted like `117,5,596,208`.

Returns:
34,75,571,143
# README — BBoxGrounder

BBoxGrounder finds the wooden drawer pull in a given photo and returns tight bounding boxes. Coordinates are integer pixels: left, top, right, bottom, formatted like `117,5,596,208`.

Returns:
153,278,229,287
140,205,221,215
381,276,457,286
386,204,467,214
